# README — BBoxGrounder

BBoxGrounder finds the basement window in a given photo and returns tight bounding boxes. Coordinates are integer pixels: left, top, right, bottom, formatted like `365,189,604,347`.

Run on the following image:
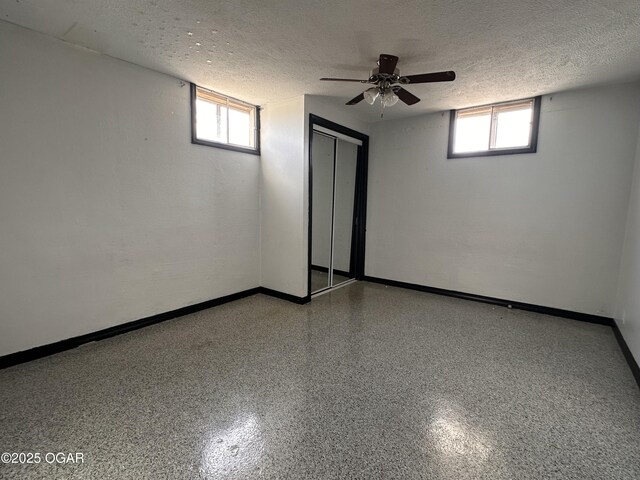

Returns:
447,96,541,158
191,84,260,154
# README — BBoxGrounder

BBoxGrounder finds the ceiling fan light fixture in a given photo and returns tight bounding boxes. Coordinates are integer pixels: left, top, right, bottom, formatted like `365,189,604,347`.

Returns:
363,87,379,105
382,91,399,107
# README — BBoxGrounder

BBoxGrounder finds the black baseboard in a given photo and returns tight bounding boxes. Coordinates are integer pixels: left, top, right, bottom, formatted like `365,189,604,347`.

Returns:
0,287,261,370
259,287,310,305
363,276,613,326
5,275,628,381
0,285,312,369
363,276,640,387
612,321,640,389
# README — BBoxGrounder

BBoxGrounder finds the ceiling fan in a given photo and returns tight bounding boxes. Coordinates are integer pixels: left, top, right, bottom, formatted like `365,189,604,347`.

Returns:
320,54,455,115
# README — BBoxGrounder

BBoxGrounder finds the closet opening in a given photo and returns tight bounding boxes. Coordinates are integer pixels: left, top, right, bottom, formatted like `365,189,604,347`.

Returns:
308,115,369,297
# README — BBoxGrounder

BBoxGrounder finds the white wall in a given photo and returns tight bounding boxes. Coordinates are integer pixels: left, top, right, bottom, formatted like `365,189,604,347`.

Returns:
304,96,371,140
259,96,306,296
366,83,640,316
615,122,640,361
0,22,260,356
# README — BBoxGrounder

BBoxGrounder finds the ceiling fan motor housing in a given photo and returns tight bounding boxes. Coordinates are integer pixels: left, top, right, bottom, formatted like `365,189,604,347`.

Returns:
370,67,401,85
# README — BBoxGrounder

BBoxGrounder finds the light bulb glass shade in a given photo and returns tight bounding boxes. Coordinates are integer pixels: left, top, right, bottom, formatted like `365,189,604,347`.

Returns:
382,92,399,107
363,87,379,105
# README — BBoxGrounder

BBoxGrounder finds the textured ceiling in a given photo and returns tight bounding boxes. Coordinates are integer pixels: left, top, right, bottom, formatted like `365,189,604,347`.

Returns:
2,0,640,121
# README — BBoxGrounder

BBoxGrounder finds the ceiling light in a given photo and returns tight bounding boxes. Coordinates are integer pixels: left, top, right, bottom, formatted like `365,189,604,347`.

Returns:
382,91,399,107
363,87,379,105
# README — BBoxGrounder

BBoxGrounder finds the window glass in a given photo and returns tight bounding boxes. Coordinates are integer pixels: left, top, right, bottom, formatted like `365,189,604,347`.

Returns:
228,108,251,147
454,109,491,153
192,85,258,152
493,106,532,149
195,99,227,144
449,97,539,158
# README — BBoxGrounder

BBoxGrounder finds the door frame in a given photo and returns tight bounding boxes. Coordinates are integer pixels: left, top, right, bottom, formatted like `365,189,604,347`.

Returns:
308,114,369,297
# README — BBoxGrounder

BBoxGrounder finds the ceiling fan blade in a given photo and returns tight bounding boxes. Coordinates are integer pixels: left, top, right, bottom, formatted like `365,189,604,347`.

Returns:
395,88,421,105
320,77,368,83
378,54,399,75
346,93,365,105
403,71,456,84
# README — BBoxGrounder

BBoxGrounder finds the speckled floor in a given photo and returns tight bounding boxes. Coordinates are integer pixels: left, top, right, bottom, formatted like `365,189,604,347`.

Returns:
1,282,639,479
